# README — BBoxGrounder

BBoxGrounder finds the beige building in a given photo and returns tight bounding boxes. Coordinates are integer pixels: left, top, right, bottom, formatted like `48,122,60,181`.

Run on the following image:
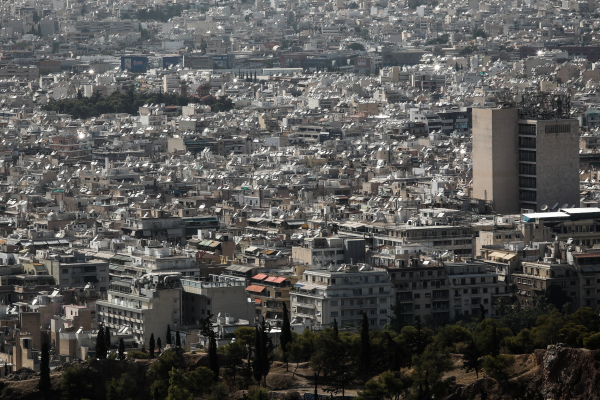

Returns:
473,107,579,213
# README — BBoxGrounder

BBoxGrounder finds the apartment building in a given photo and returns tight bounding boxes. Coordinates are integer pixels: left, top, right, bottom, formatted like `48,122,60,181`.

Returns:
291,264,393,330
292,236,366,268
96,273,182,345
43,254,109,292
472,107,579,213
512,242,578,308
389,259,451,323
445,261,501,319
245,273,293,322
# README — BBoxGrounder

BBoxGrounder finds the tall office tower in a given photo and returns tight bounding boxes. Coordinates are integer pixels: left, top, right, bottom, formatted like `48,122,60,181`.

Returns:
473,101,579,214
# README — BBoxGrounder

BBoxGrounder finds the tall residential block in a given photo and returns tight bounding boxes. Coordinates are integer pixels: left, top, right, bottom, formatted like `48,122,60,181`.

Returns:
473,107,579,213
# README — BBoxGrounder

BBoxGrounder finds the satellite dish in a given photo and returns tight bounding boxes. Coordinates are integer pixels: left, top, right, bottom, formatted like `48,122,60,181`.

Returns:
541,204,548,211
515,94,523,103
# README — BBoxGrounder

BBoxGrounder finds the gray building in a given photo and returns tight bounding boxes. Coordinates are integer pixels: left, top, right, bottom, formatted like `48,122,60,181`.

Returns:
473,107,579,213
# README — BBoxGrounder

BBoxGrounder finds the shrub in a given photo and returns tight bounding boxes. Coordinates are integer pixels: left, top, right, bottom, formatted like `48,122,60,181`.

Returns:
127,351,151,359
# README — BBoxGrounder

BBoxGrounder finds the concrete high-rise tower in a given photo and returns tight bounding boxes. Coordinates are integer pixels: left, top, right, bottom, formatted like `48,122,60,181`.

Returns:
472,106,579,214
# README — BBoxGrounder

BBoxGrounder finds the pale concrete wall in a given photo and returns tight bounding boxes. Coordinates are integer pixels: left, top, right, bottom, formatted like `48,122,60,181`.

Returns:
472,108,520,214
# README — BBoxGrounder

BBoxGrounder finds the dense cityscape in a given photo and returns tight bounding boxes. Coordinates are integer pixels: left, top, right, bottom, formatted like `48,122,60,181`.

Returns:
0,0,599,397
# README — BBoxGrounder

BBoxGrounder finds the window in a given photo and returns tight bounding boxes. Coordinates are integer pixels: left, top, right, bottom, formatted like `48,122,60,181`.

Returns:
331,300,338,306
62,269,69,274
414,294,420,299
425,304,431,309
380,309,387,314
331,311,338,317
414,304,421,309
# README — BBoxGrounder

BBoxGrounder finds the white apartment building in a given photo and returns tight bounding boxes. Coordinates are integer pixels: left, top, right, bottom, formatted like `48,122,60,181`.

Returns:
96,272,182,345
291,264,394,330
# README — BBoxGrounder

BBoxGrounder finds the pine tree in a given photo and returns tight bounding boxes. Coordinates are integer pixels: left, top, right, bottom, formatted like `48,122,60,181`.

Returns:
149,334,155,359
157,337,162,353
105,326,111,351
358,313,371,381
118,338,125,360
175,330,181,348
96,325,107,359
166,325,172,345
39,342,50,393
280,303,293,371
461,338,482,378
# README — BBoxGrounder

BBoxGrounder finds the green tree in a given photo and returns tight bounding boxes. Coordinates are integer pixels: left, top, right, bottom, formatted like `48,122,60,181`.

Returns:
483,354,515,385
157,337,162,353
545,284,572,310
356,370,412,400
118,338,125,360
39,342,50,394
385,303,405,333
61,366,90,400
358,313,372,381
175,331,181,348
183,367,215,396
105,326,111,351
166,325,172,345
280,302,293,370
200,316,219,381
433,325,472,352
150,333,156,359
475,320,511,357
95,324,107,359
409,346,455,400
166,368,191,400
247,385,269,400
461,338,482,378
106,373,138,400
584,332,600,349
348,43,365,51
253,319,274,386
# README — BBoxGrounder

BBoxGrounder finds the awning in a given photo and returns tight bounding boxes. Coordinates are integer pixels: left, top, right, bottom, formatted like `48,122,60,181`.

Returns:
246,285,266,293
167,229,181,236
255,298,262,305
265,276,286,284
252,274,267,280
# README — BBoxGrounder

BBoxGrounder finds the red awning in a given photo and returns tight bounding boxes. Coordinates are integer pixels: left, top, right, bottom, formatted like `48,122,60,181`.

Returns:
265,276,286,284
246,285,266,293
252,274,268,280
255,298,262,305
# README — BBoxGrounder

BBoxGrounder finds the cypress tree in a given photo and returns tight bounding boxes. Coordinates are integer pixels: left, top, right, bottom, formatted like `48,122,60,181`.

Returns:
39,342,50,393
333,318,339,340
358,313,371,381
253,325,263,384
208,331,219,380
118,338,125,360
105,326,111,351
280,303,292,371
95,325,107,359
175,330,181,348
166,325,172,345
157,337,162,353
149,333,155,359
258,319,272,387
